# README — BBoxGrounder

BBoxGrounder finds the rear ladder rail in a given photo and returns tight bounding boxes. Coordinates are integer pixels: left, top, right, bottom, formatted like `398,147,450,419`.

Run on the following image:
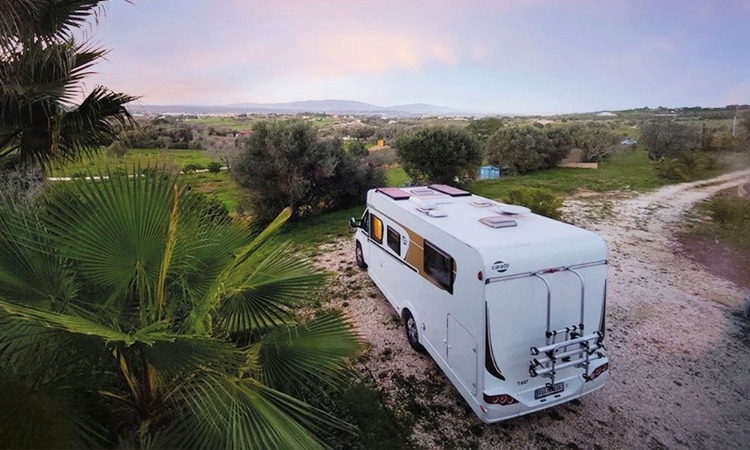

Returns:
529,269,604,386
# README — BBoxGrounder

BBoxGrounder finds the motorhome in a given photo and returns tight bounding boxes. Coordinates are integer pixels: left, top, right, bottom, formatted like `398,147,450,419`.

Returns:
350,185,609,423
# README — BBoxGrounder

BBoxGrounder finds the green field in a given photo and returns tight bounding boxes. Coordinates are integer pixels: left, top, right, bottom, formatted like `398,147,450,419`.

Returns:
470,150,668,201
385,166,410,187
48,146,748,249
50,148,214,177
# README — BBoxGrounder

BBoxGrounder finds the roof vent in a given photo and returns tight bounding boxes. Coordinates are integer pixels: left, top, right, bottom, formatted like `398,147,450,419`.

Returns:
418,207,447,218
494,204,531,215
480,216,517,228
411,188,437,196
470,199,495,208
409,196,451,209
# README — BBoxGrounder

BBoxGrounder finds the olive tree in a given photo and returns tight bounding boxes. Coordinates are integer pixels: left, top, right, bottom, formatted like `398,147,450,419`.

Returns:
486,125,570,174
640,120,700,160
233,120,383,226
569,122,621,162
395,126,483,187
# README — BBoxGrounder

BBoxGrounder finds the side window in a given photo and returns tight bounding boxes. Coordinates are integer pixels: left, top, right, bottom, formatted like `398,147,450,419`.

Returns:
386,226,401,256
424,241,454,294
371,215,383,244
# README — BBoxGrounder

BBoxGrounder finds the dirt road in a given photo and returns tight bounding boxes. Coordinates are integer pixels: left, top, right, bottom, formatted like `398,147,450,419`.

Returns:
316,169,750,449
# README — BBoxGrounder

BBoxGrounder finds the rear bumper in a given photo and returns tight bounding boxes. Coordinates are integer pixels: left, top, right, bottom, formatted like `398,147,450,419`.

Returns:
478,361,609,423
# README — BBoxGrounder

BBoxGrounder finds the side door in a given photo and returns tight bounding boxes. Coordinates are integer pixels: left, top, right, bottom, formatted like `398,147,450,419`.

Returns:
447,314,478,395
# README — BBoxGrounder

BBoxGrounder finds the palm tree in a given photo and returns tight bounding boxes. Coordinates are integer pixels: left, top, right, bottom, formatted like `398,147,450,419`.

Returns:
0,167,361,449
0,0,136,170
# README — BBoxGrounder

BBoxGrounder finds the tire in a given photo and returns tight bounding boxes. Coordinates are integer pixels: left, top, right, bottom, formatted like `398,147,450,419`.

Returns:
355,241,367,269
403,310,426,353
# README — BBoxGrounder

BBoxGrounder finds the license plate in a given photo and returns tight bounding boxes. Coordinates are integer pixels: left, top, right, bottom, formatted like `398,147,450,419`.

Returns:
534,382,564,399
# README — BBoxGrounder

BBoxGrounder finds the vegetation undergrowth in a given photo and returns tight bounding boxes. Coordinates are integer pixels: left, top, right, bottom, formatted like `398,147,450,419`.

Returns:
697,195,750,250
679,192,750,290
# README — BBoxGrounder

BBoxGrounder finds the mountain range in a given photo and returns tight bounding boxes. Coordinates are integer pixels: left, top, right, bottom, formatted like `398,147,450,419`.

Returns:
126,99,466,117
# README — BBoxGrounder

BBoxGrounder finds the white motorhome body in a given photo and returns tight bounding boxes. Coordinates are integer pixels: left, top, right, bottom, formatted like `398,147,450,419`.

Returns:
351,185,609,423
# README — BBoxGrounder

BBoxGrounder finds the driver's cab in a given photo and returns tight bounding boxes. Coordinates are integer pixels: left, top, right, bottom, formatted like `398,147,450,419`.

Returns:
350,210,371,269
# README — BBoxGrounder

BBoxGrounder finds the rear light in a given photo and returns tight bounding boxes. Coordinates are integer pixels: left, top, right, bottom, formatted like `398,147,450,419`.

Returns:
590,362,609,380
483,393,519,405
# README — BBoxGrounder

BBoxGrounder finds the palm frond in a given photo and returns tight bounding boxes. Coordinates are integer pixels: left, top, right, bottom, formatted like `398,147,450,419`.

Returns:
256,311,361,391
0,376,116,449
213,242,326,335
0,377,78,449
0,300,181,346
162,374,351,450
0,204,77,305
42,167,178,312
0,1,105,45
145,337,244,390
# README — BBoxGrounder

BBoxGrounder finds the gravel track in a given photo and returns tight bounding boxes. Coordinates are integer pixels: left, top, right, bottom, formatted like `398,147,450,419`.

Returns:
314,169,750,449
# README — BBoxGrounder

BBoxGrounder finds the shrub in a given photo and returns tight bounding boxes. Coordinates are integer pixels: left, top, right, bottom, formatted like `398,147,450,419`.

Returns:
504,187,563,219
207,161,222,173
654,151,716,182
707,196,750,226
182,163,206,173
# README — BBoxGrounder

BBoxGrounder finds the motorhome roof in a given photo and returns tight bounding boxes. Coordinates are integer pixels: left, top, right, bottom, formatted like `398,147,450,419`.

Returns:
372,186,598,251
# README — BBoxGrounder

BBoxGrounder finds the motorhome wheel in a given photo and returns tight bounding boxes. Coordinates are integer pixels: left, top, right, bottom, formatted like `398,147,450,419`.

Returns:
355,241,367,269
403,310,426,353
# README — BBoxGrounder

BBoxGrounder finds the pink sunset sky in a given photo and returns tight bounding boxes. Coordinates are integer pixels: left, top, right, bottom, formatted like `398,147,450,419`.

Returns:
89,0,750,113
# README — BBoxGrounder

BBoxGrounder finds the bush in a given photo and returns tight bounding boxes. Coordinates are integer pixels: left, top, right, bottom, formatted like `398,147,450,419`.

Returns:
654,151,716,182
206,161,222,173
707,196,750,226
504,187,563,219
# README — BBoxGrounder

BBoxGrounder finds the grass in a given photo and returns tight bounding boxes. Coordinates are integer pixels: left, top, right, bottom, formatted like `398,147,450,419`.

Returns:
279,206,364,249
180,171,248,213
49,148,247,213
385,166,410,187
50,148,214,176
470,149,667,201
696,195,750,250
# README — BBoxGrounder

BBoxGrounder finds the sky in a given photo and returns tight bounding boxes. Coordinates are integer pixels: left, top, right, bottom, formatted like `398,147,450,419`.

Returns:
86,0,750,114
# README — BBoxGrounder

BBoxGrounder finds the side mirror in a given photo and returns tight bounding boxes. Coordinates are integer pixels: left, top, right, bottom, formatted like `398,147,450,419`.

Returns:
349,217,363,229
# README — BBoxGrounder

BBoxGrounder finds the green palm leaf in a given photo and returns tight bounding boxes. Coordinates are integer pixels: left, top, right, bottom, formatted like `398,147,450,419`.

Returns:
257,312,361,391
43,168,178,307
0,300,180,346
214,242,325,334
163,374,353,450
0,205,77,306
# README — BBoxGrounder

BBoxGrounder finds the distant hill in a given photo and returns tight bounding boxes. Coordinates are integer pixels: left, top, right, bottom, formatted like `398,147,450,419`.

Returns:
126,99,466,117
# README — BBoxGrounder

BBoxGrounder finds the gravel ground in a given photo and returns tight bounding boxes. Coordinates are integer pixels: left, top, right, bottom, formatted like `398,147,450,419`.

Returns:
314,169,750,449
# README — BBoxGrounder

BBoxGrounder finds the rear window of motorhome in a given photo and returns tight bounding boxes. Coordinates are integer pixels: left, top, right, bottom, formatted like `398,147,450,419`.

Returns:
371,215,383,243
387,226,401,255
424,241,454,293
